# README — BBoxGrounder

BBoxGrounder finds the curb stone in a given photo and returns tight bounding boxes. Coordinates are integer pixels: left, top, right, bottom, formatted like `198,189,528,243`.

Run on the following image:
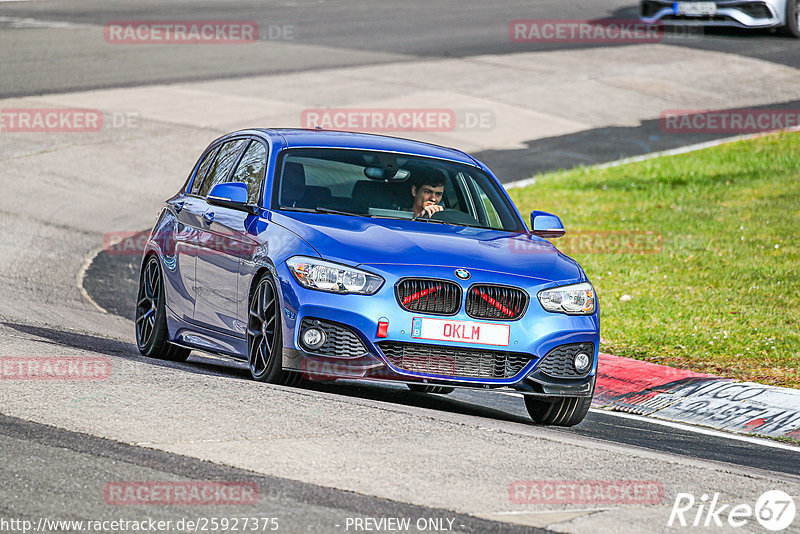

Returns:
595,353,800,440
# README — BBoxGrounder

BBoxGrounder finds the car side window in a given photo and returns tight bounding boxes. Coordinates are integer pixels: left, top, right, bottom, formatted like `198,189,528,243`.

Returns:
189,145,221,196
455,171,510,230
476,188,502,228
197,139,248,198
230,141,267,204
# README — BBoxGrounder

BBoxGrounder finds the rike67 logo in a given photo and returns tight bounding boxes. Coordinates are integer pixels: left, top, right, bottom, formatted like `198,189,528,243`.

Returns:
669,490,796,531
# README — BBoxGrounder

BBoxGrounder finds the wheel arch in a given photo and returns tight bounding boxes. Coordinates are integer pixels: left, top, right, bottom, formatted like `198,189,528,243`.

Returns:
248,262,280,301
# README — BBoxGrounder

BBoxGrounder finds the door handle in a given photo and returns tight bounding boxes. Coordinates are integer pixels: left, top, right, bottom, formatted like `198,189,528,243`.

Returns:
202,212,215,225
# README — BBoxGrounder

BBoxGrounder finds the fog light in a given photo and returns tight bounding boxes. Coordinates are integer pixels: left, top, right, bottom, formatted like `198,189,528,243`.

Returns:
302,327,326,350
574,352,591,373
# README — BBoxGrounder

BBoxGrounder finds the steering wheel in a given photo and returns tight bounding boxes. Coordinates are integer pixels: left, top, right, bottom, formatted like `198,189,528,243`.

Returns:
430,209,481,226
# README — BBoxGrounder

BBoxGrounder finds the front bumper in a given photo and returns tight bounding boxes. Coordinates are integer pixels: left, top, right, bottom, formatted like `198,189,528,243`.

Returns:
277,264,599,396
640,0,783,28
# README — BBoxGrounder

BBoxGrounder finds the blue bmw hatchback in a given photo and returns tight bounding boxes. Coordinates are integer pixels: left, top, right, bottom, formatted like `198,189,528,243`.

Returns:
136,129,600,426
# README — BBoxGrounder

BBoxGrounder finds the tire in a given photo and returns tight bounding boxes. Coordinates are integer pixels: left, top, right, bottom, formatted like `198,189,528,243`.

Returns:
782,0,800,37
247,272,301,386
135,255,191,362
407,384,456,394
525,395,591,426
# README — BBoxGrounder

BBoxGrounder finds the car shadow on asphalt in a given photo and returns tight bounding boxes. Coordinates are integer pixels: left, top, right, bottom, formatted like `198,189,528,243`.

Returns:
0,321,249,379
296,379,533,426
2,320,532,425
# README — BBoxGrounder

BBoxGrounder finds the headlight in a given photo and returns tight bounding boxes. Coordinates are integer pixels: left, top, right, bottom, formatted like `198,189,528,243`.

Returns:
286,256,384,295
537,282,596,315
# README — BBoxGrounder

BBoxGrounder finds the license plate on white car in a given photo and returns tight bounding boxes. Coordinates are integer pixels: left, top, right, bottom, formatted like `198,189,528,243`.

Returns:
674,2,718,16
411,317,510,347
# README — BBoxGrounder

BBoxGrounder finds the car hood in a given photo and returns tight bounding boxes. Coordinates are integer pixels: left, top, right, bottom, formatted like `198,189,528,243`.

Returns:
271,211,581,283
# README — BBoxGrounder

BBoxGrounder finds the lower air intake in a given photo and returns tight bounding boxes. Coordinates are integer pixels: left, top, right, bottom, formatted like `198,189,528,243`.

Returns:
379,341,532,379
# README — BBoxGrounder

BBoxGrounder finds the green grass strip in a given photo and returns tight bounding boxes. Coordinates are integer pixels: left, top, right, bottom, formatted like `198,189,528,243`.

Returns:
508,132,800,388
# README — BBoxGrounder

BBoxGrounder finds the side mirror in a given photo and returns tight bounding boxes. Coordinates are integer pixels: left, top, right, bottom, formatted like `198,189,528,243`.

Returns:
207,182,258,214
530,210,565,238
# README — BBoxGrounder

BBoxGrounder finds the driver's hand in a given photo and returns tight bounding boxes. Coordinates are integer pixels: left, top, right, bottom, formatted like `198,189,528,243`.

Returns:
421,204,444,218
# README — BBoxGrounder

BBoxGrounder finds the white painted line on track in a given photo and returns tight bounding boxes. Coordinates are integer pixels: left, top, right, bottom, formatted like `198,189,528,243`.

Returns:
491,390,800,452
0,16,85,29
503,128,800,190
489,508,610,515
502,176,538,189
76,246,109,314
587,409,800,452
594,133,768,170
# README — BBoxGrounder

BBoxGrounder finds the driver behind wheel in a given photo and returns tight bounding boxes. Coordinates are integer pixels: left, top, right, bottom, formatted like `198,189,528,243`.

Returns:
410,168,446,218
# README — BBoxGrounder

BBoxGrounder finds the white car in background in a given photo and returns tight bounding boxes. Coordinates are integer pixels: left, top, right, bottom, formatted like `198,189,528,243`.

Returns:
640,0,800,37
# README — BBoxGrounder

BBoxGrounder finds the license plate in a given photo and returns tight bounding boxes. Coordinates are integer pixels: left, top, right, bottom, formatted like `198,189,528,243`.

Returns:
674,2,718,16
411,317,510,347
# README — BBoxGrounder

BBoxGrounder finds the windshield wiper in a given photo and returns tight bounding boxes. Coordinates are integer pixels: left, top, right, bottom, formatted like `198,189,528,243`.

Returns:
413,216,447,224
315,207,366,217
452,222,497,230
414,217,501,231
279,206,367,217
279,206,315,212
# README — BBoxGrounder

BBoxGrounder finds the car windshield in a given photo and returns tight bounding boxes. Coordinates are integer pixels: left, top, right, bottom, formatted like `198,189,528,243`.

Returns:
274,148,524,232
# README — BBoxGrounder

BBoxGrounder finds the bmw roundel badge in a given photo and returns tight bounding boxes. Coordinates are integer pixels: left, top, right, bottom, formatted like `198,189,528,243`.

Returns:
455,269,470,280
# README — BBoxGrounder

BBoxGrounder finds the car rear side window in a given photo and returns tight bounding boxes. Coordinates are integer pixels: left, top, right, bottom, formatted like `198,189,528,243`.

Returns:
189,145,220,195
231,141,267,204
196,139,248,198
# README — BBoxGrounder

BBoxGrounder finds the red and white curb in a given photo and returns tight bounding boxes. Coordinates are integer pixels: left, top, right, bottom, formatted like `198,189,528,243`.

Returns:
594,353,800,440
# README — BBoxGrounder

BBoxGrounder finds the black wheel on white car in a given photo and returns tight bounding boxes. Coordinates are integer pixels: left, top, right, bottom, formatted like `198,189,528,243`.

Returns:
783,0,800,37
135,255,191,362
524,395,591,426
407,384,456,394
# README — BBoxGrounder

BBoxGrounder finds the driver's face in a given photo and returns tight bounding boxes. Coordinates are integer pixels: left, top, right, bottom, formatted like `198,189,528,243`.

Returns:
412,184,444,210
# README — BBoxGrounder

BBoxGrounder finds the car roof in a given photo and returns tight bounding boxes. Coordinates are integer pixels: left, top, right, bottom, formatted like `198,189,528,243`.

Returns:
240,128,479,166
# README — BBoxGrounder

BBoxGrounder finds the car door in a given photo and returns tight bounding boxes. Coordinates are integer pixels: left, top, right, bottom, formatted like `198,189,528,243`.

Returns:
194,138,262,334
164,144,220,321
232,140,268,326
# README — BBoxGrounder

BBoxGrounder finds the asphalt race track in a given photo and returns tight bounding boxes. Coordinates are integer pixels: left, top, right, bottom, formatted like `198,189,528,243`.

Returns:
2,1,800,532
2,0,800,98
